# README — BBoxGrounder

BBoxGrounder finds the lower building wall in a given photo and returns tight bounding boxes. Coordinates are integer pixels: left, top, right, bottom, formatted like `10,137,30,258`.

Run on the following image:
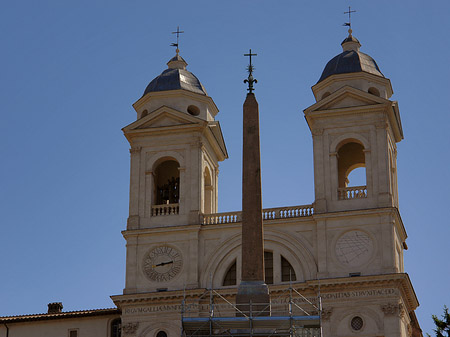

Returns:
0,314,119,337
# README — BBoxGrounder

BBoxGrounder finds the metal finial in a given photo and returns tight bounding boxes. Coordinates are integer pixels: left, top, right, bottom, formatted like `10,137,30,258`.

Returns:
171,26,184,55
343,6,356,34
244,49,258,93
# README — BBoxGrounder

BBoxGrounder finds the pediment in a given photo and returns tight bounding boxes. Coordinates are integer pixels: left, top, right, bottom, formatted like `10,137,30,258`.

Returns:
305,86,389,114
123,106,203,132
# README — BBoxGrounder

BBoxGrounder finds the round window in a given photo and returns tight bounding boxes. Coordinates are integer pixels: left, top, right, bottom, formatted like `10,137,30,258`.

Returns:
351,316,364,331
156,331,167,337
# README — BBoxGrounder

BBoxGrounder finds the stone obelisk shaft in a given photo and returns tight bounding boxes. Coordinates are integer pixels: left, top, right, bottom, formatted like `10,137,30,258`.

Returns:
241,93,264,280
236,93,269,315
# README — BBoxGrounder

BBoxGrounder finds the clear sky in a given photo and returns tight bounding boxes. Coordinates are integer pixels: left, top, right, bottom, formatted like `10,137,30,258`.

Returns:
1,1,449,335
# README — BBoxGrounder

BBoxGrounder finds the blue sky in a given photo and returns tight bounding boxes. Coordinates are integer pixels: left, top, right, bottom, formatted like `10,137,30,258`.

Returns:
1,1,449,335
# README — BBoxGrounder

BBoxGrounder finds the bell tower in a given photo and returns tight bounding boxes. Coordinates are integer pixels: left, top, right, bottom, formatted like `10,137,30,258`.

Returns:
123,52,228,229
304,30,403,214
121,50,228,294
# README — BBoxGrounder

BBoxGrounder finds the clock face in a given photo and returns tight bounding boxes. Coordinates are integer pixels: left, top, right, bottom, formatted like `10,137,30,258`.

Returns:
143,246,183,283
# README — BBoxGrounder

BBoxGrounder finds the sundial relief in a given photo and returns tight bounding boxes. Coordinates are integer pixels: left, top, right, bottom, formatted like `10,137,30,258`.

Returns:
335,230,374,267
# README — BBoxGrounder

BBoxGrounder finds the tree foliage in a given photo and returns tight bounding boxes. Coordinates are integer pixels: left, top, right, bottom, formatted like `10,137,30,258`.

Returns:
431,306,450,337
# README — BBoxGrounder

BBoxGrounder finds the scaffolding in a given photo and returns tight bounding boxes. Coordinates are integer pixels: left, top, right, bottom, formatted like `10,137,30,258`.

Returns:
181,284,322,337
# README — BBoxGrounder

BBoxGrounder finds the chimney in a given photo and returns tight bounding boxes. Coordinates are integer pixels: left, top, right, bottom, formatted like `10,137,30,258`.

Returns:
47,302,63,314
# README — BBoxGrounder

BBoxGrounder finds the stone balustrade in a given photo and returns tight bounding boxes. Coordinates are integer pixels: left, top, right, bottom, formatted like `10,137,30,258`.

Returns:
201,211,242,225
338,186,367,200
151,203,179,216
263,205,314,219
201,204,314,225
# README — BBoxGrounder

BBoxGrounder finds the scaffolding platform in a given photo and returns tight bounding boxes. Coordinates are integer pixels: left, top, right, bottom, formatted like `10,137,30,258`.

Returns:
181,286,322,337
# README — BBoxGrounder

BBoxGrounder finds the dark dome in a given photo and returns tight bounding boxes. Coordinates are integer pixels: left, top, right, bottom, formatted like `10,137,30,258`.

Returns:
317,35,384,83
143,54,207,96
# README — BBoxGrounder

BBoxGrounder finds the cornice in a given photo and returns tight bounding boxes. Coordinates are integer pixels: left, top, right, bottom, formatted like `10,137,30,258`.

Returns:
311,72,393,98
133,89,219,117
112,274,418,313
122,224,202,238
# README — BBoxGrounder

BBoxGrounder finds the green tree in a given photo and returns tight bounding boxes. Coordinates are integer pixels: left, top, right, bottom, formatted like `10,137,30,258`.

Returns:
430,306,450,337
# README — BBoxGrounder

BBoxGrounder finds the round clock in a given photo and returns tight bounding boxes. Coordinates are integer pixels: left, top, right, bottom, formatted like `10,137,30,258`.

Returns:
143,246,183,282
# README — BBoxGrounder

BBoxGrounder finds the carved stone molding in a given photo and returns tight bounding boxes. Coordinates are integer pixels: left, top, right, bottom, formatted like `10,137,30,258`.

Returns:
122,322,139,335
381,303,405,317
130,146,142,154
407,323,413,337
312,128,324,136
375,121,388,129
321,307,333,321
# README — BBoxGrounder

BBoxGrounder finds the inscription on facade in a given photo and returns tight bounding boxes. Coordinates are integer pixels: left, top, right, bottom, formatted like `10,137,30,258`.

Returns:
123,288,397,315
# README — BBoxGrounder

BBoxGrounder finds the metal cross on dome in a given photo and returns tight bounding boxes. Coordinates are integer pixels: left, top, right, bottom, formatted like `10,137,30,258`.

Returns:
244,49,258,93
343,6,356,30
171,26,184,53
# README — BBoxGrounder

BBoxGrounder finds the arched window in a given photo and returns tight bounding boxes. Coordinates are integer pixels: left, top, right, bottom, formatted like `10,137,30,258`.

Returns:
281,256,297,282
264,251,274,284
204,167,213,214
223,261,237,286
222,253,297,286
154,160,180,205
111,318,121,337
156,331,168,337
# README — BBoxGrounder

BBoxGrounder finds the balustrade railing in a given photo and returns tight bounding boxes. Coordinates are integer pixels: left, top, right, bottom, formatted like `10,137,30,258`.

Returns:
201,211,242,225
263,204,314,219
201,204,314,225
338,186,367,200
151,203,179,216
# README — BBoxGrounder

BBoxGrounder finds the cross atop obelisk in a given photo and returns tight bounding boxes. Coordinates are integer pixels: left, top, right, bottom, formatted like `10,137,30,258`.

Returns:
244,49,258,93
236,49,270,316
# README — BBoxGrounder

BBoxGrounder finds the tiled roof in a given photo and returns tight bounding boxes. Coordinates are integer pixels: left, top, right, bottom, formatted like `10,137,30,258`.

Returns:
0,308,120,323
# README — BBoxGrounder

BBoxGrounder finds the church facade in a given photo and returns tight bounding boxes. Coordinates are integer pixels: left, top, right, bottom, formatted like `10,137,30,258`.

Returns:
0,31,422,337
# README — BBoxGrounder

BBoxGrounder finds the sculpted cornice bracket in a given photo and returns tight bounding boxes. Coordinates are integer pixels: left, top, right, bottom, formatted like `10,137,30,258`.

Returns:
122,322,139,335
130,146,142,154
312,128,324,136
381,303,405,317
321,307,333,321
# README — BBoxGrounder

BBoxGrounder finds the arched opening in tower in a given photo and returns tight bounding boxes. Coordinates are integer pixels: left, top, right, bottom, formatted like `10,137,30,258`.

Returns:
337,141,366,188
154,160,180,205
204,167,213,214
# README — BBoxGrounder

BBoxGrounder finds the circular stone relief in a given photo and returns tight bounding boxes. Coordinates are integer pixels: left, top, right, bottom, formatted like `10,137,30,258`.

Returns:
143,246,183,283
335,230,374,267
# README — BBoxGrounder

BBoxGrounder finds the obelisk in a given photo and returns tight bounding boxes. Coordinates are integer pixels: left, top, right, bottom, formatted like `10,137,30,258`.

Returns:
236,50,270,316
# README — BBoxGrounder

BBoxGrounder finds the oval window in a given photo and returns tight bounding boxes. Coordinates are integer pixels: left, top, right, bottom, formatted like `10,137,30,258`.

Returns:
187,105,200,116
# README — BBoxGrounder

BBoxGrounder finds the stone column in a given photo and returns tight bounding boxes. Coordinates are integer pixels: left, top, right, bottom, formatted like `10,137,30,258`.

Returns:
236,93,270,315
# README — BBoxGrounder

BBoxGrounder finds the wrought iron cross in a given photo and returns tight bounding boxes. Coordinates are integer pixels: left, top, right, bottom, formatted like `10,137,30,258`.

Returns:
171,26,184,50
343,6,356,29
244,49,258,93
